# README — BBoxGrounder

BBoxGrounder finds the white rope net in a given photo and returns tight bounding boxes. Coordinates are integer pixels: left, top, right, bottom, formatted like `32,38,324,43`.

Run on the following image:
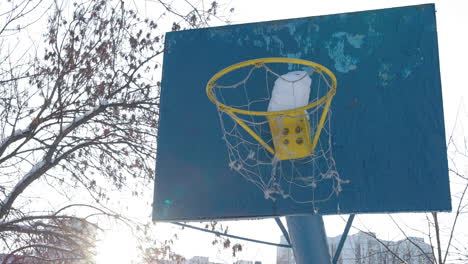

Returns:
211,61,347,212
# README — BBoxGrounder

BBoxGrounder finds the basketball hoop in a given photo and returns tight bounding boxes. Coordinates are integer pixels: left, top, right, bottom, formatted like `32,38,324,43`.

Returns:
205,57,342,204
206,58,337,160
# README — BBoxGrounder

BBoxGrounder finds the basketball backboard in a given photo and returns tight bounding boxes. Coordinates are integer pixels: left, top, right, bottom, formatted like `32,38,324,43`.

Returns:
152,4,451,221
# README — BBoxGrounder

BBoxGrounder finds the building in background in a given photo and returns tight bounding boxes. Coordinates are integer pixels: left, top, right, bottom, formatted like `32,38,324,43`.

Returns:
152,256,261,264
277,235,295,264
0,218,96,264
277,232,434,264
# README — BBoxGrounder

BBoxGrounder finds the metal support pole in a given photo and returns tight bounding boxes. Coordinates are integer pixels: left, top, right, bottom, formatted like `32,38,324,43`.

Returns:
274,217,291,246
286,215,331,264
332,214,355,264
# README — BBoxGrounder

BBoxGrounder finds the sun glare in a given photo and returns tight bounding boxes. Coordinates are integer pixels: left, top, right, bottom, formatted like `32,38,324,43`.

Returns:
95,230,138,264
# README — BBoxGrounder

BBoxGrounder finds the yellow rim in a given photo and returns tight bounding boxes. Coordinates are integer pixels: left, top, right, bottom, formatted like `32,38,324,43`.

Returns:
206,57,337,116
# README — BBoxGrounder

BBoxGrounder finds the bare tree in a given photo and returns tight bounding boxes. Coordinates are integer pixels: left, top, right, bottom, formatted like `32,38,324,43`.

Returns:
0,0,232,262
0,204,107,264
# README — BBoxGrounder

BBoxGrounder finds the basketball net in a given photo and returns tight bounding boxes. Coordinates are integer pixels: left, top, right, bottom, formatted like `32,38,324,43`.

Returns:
207,58,347,212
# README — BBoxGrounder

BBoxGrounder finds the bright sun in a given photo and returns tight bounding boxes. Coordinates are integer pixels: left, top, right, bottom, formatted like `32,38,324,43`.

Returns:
95,230,138,264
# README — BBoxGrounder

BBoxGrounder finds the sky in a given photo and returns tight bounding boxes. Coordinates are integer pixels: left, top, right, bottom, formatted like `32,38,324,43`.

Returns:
134,1,468,264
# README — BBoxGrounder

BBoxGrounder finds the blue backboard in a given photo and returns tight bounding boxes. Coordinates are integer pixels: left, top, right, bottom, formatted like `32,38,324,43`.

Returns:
153,4,451,221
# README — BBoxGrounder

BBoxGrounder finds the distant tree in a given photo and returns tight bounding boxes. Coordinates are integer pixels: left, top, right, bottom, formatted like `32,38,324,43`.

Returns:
341,232,435,264
0,0,233,262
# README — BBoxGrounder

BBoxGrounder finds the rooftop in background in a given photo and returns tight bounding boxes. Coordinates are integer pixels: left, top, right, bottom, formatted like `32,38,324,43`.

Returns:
277,232,434,264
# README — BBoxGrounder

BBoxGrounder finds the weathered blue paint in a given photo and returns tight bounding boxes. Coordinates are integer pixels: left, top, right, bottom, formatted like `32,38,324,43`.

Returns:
286,215,331,264
153,4,450,221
